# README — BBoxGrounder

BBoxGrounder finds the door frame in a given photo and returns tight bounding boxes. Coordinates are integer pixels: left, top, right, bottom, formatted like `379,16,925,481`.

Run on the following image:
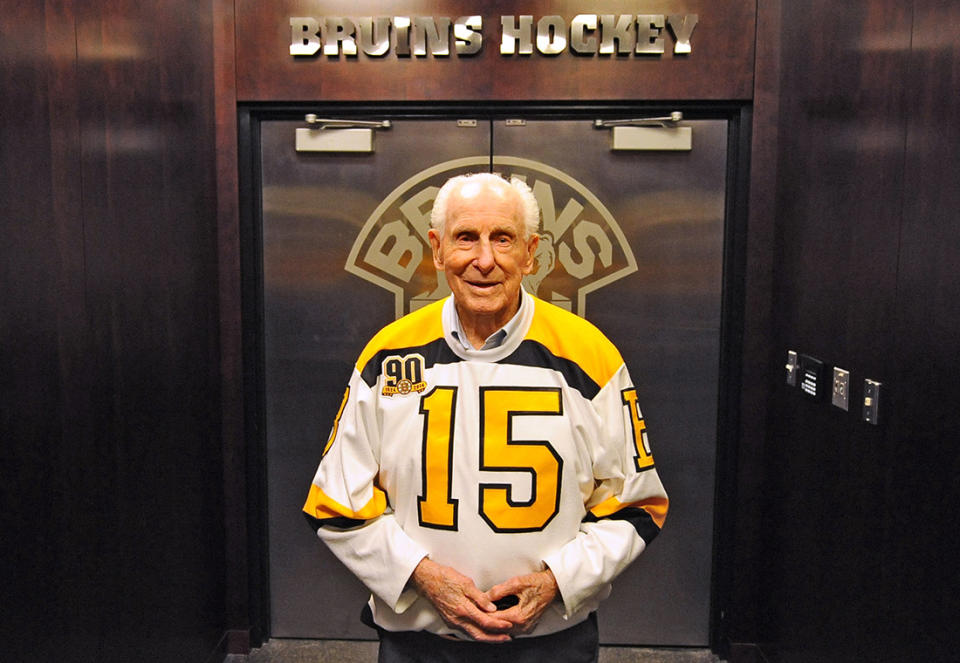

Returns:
235,102,752,652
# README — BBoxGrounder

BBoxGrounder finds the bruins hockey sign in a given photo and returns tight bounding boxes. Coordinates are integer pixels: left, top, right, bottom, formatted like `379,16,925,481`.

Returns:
290,14,699,58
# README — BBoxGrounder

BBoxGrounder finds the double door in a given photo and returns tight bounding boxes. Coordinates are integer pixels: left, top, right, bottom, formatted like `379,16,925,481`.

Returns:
258,115,727,645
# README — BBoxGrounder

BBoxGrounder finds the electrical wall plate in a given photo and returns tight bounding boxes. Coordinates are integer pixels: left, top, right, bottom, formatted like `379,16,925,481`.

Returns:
786,350,799,387
863,379,882,425
832,367,850,411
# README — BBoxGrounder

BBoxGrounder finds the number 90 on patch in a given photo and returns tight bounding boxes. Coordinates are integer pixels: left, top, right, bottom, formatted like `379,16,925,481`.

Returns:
381,353,427,397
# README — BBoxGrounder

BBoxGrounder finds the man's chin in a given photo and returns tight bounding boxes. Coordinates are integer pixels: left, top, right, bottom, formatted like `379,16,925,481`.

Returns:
462,299,505,315
457,293,509,317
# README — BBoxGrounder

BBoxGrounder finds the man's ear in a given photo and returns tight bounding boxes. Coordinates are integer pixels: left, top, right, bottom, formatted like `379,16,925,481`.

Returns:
521,234,540,275
428,229,443,270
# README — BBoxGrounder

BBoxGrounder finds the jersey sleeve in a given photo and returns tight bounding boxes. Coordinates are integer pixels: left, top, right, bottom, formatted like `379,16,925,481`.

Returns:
302,370,428,612
542,363,669,617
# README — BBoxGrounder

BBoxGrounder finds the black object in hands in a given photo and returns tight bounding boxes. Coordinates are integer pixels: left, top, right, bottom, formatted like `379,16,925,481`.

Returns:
493,595,519,610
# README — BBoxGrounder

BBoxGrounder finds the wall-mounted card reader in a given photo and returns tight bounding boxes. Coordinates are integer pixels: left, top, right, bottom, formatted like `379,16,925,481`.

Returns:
798,353,828,401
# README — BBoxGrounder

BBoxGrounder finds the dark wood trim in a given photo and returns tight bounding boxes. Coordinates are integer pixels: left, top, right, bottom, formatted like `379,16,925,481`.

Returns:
714,0,783,652
238,108,273,647
214,0,251,652
710,102,754,652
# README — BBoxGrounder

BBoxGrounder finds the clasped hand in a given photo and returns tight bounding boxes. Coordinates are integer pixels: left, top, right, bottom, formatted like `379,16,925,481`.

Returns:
410,557,559,643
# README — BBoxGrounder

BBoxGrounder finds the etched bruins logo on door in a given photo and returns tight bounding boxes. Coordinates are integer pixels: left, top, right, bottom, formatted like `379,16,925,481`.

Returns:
346,156,636,319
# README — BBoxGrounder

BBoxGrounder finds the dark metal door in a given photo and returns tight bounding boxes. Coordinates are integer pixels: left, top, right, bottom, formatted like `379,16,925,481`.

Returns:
259,116,725,645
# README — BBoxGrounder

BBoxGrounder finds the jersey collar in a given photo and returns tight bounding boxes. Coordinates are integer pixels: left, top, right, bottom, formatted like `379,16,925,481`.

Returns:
443,288,534,361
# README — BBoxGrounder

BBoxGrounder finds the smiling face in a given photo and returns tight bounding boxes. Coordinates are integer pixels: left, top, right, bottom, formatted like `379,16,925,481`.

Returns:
429,178,539,344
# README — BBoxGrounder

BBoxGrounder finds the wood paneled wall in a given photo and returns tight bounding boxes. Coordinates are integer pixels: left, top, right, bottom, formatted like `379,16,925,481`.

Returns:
5,0,959,659
0,1,224,661
743,0,960,660
887,0,960,657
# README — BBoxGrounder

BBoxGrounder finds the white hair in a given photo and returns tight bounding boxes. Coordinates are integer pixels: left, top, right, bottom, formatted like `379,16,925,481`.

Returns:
430,173,540,238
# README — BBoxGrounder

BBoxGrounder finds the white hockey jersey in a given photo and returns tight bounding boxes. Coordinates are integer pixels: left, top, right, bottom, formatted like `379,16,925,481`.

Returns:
304,291,668,638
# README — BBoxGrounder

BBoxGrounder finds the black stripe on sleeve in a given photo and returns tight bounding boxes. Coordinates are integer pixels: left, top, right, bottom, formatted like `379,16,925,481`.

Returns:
303,512,367,533
583,506,661,545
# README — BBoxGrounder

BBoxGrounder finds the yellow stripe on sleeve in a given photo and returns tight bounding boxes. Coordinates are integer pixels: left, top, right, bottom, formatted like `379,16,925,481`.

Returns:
302,482,388,522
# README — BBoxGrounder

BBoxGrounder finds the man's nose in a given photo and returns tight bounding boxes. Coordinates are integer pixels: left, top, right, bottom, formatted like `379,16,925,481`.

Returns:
472,238,495,271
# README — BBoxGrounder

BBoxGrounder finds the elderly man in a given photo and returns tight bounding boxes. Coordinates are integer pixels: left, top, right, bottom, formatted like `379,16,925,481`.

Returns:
303,173,668,662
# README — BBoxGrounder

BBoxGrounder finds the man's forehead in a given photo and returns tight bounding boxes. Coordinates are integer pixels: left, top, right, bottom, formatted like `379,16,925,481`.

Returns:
446,215,521,235
448,183,520,219
445,201,524,235
455,177,513,199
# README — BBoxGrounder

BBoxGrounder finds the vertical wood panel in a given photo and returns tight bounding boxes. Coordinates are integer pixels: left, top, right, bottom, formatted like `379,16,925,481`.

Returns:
890,0,960,658
214,0,254,652
722,0,782,649
0,1,93,658
1,1,224,660
73,1,223,659
761,0,911,659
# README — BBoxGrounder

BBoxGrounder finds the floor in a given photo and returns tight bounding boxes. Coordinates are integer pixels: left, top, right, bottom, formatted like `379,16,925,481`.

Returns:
226,638,721,663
